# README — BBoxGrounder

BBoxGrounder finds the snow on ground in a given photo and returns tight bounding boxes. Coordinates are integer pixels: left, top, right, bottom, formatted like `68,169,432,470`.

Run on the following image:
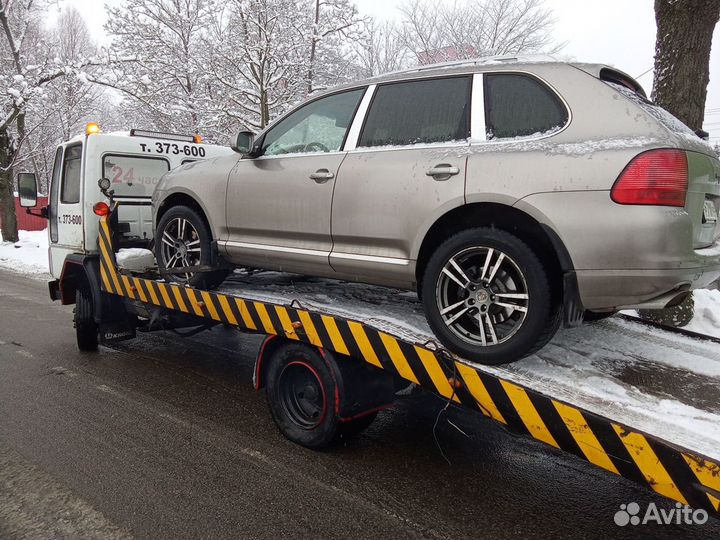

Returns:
684,288,720,338
0,229,50,275
620,288,720,339
221,271,720,461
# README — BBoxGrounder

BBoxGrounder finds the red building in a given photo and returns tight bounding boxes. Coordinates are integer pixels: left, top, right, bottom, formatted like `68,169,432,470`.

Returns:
1,195,49,232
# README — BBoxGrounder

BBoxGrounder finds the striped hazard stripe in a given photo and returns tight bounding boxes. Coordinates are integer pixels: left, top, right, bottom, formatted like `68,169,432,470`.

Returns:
97,214,720,516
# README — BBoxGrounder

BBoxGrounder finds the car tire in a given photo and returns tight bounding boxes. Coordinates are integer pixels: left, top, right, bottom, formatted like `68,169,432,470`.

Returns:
155,205,229,289
421,227,554,365
265,343,341,449
74,285,98,352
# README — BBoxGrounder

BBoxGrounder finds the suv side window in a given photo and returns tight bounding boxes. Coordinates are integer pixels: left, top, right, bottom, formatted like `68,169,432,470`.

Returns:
484,74,568,140
60,144,82,204
262,88,365,156
358,77,470,147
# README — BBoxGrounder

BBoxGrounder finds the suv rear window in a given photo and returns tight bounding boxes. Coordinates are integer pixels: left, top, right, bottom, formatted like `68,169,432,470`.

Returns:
359,77,470,147
484,74,568,140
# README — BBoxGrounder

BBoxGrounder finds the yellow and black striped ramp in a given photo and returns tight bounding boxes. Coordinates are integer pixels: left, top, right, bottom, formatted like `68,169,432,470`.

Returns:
97,215,720,516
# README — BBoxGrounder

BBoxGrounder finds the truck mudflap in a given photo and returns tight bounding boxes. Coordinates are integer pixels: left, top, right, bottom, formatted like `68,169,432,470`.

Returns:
96,211,720,517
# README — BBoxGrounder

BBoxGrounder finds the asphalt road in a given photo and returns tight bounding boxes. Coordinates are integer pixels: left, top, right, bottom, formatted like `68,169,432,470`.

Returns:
0,268,717,540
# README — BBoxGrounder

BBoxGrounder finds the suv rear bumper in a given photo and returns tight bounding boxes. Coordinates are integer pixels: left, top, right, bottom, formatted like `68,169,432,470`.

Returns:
578,249,720,310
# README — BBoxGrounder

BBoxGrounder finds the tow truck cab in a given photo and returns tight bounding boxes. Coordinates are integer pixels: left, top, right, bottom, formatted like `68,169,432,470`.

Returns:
18,124,233,304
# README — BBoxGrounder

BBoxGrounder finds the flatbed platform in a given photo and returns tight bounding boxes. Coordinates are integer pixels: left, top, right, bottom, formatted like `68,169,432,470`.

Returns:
95,214,720,517
220,271,720,463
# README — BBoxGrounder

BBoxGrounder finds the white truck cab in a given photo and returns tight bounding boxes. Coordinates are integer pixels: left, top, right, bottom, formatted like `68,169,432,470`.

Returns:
18,124,232,279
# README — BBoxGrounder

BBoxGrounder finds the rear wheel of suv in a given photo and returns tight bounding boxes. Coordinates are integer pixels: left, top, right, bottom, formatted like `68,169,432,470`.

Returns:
155,205,229,289
421,227,553,365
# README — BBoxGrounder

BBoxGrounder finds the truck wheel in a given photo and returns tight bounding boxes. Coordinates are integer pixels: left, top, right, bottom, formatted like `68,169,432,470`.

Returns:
421,227,553,365
265,343,341,449
74,285,98,351
155,205,229,289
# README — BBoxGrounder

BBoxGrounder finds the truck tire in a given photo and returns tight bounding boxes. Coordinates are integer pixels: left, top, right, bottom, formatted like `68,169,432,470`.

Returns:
74,285,98,351
265,342,342,449
155,205,229,289
421,227,553,365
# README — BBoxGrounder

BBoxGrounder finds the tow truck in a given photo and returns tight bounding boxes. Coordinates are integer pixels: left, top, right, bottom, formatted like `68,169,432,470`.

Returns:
17,124,720,519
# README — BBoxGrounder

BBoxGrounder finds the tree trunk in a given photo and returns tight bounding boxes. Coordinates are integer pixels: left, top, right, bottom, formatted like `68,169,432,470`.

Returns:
648,0,720,326
306,0,321,95
651,0,720,130
0,130,19,243
260,88,269,128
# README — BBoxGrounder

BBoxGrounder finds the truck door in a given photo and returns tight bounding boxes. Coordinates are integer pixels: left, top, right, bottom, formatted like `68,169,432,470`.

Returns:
48,143,84,277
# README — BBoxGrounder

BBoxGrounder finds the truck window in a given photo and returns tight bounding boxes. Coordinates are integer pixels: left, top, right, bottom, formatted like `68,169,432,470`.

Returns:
60,144,82,204
102,155,170,198
49,147,63,243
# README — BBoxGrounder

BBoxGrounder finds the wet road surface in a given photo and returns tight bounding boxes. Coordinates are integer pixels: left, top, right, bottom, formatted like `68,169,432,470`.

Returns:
0,269,717,539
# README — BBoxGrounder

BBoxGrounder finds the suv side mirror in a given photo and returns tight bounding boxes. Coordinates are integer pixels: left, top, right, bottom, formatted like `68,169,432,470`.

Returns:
18,172,38,207
231,130,256,156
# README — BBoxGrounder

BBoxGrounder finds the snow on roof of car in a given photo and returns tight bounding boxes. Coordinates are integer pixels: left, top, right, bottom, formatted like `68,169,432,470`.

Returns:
311,54,599,99
378,53,560,77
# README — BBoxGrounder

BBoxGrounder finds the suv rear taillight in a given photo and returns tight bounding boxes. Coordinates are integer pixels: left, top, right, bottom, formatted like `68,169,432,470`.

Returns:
611,149,688,207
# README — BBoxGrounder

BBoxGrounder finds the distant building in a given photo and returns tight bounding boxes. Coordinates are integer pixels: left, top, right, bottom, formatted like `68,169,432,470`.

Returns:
1,193,48,232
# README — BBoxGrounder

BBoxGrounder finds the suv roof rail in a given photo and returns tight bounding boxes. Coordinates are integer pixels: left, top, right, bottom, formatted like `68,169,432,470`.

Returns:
382,54,559,77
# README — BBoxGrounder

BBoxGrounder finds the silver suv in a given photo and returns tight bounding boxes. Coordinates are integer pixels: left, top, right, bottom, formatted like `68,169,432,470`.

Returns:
152,56,720,364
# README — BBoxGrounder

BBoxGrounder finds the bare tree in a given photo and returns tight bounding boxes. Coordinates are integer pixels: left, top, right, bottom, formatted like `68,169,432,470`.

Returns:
102,0,221,135
208,0,307,131
354,19,409,77
651,0,720,131
398,0,559,65
0,0,88,242
305,0,366,94
51,7,103,140
641,0,720,328
11,7,109,193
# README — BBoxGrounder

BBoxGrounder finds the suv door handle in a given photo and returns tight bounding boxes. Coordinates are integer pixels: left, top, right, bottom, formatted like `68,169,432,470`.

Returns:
309,169,335,183
426,164,460,179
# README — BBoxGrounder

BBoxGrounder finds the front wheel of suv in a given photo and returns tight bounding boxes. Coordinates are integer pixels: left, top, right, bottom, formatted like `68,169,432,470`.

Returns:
421,227,554,365
155,205,229,289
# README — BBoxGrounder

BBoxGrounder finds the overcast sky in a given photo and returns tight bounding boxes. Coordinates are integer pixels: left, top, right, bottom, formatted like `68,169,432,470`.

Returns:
57,0,720,142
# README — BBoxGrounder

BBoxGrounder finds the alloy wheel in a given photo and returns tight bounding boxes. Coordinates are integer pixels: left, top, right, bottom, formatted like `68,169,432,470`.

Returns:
159,217,202,282
435,246,529,346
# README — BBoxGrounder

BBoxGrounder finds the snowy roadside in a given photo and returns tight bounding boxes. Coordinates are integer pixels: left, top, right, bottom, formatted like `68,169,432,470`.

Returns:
0,229,50,278
683,288,720,338
621,288,720,339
